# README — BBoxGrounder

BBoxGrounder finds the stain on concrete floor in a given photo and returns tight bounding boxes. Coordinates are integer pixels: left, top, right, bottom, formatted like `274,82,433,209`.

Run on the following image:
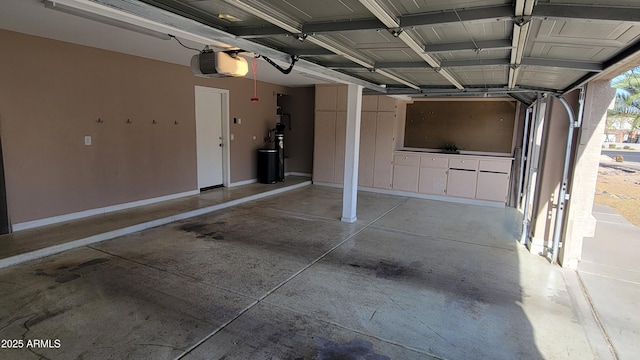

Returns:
179,222,226,241
315,338,391,360
34,257,109,283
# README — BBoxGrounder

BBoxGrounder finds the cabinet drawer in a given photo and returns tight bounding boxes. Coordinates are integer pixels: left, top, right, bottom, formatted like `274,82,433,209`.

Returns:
449,158,478,170
479,159,511,173
394,154,420,166
420,155,449,168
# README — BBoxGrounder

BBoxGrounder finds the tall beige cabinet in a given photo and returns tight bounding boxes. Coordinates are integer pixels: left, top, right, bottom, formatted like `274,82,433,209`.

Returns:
313,85,346,184
360,95,396,189
313,84,397,188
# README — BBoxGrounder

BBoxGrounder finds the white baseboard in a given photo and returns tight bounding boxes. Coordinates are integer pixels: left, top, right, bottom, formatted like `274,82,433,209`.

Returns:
0,180,312,269
311,182,505,208
12,190,200,232
312,181,343,189
286,172,312,177
229,178,258,187
231,174,310,188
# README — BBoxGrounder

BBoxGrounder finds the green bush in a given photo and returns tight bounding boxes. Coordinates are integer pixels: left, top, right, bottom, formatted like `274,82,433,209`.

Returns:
614,155,624,162
609,143,616,149
623,145,631,150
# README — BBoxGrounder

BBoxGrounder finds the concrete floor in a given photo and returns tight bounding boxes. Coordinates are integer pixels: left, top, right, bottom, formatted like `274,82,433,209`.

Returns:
579,205,640,360
0,176,311,268
0,185,602,359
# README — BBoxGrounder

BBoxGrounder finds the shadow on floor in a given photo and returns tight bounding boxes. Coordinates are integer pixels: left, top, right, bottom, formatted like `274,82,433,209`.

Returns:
0,185,595,359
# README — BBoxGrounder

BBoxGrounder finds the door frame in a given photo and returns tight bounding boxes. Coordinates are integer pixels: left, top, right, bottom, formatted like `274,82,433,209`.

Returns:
195,85,231,188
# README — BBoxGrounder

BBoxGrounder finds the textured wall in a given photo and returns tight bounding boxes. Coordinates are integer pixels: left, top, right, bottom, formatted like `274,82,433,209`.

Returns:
561,81,615,268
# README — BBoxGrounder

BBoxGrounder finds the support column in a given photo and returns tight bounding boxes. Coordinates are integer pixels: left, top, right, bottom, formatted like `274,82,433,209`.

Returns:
341,84,363,223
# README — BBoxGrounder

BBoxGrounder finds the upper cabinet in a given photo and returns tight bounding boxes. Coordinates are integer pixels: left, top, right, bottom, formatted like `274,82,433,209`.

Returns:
377,96,397,112
315,84,348,111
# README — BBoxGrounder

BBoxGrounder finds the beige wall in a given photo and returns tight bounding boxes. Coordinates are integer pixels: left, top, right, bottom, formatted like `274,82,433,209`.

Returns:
227,82,290,183
0,30,313,225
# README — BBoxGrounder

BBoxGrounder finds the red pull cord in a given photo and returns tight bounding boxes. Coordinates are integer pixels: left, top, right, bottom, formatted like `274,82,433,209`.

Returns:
251,56,259,102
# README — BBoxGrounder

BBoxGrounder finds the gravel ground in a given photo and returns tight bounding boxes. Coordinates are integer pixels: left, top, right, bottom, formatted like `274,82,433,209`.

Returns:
594,160,640,226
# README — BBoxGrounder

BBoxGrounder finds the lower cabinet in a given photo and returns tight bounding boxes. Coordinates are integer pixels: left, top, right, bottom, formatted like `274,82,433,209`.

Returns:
418,167,447,195
446,169,478,199
391,152,512,204
392,165,419,192
476,172,510,202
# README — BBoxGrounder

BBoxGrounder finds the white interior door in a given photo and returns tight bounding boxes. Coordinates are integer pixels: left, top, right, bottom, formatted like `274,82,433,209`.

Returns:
195,86,224,189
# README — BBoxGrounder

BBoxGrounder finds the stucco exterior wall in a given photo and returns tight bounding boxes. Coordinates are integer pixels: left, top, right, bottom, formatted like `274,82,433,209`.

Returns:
560,81,616,268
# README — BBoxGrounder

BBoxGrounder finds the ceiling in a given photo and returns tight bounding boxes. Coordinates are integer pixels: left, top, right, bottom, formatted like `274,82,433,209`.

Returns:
3,0,640,103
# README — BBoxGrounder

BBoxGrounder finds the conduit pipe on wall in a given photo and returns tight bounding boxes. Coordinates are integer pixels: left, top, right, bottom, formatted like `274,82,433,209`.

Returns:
520,93,543,245
549,88,585,264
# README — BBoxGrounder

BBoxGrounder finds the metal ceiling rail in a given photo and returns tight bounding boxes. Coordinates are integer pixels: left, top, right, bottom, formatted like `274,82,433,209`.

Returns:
56,0,386,92
399,4,514,27
424,39,513,53
520,58,603,72
229,3,640,39
217,0,420,89
138,0,224,30
374,85,558,96
232,4,514,38
323,58,602,71
532,3,640,23
442,58,510,68
358,0,464,90
508,0,535,89
282,48,335,56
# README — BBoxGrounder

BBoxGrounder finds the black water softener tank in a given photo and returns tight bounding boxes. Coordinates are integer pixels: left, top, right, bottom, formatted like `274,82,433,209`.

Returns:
274,123,285,182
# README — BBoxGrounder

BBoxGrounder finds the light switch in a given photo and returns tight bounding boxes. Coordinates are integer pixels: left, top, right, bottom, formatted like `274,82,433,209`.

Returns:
84,136,92,146
230,133,235,141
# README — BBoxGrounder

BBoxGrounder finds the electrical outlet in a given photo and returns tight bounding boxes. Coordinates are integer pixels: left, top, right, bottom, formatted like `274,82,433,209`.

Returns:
252,135,257,140
230,133,235,141
238,118,242,124
84,136,92,146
